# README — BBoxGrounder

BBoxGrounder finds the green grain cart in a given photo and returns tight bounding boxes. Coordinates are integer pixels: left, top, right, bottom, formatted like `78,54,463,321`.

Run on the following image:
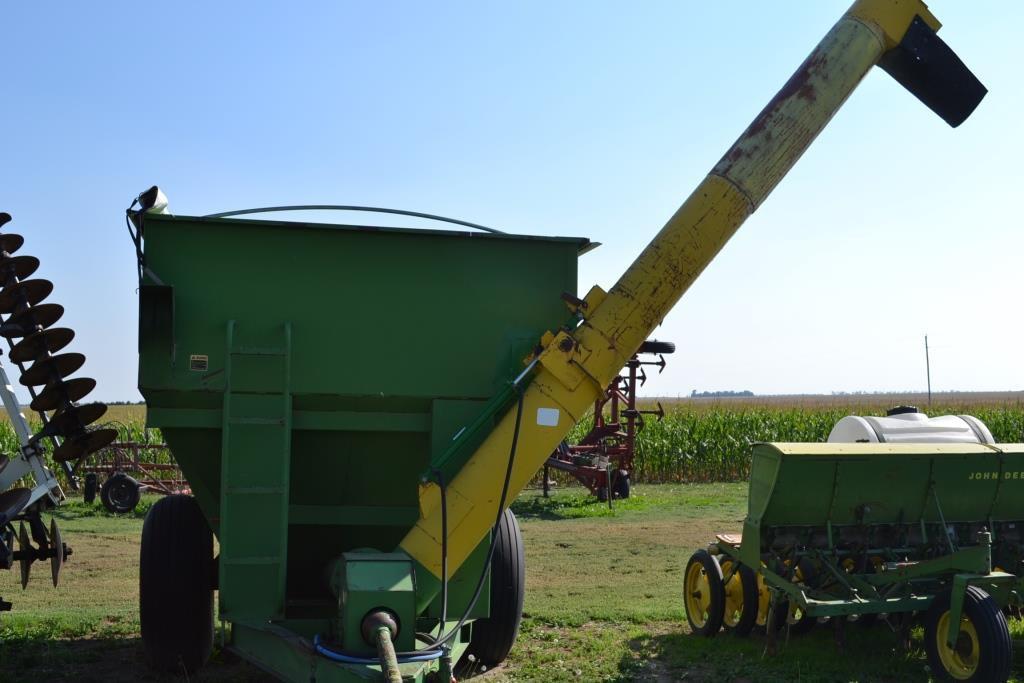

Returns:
131,208,588,680
128,0,987,680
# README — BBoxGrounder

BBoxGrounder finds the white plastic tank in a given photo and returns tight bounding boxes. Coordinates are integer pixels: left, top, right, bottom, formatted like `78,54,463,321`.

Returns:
827,406,995,444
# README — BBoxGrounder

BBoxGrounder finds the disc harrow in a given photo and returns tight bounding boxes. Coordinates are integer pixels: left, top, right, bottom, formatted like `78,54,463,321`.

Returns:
0,211,116,615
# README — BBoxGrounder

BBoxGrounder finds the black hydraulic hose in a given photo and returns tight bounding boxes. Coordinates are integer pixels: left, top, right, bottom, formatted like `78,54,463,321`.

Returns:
434,468,449,635
416,387,526,652
314,387,526,664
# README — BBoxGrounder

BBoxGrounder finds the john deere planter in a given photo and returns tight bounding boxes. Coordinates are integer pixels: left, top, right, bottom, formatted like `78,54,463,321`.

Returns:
130,0,988,680
688,431,1020,682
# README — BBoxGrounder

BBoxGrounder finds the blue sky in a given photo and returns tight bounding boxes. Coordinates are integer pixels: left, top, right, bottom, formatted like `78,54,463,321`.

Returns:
1,2,1021,401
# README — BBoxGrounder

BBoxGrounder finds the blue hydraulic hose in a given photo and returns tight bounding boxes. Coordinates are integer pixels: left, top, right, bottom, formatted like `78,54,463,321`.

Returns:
312,634,443,664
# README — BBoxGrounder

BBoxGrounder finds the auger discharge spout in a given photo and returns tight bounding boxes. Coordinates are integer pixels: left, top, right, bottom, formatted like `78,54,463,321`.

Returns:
399,0,986,606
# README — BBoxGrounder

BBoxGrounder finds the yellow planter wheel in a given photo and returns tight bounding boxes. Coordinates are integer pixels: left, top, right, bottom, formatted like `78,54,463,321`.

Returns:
719,558,758,637
683,550,725,637
923,586,1011,682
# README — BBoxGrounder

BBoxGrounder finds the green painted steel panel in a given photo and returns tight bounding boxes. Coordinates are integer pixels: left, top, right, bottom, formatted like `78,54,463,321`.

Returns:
749,443,1024,528
136,212,585,627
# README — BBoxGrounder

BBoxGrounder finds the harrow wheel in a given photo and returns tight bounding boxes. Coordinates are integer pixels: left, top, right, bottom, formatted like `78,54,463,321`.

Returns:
100,473,140,514
720,559,758,637
683,550,724,636
924,586,1011,683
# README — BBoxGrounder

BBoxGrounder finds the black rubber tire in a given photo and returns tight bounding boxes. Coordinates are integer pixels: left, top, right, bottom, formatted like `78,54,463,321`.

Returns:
140,495,214,673
83,473,98,504
722,562,758,637
612,471,630,499
464,508,525,667
923,586,1011,683
683,550,725,637
596,485,609,503
100,473,140,513
638,340,675,355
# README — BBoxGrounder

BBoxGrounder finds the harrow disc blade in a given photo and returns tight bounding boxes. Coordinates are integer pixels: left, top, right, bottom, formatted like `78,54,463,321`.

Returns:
52,428,117,463
49,518,63,587
17,522,30,589
30,377,96,412
9,327,75,364
49,402,107,436
0,212,11,228
1,302,63,338
0,233,24,255
19,352,85,387
0,278,53,314
0,254,39,282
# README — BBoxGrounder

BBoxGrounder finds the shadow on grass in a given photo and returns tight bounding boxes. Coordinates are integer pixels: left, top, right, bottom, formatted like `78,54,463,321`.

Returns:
511,491,649,521
0,634,269,683
615,625,940,683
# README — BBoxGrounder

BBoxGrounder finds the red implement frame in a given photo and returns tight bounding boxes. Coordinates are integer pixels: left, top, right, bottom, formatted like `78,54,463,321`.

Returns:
78,441,189,496
543,340,673,500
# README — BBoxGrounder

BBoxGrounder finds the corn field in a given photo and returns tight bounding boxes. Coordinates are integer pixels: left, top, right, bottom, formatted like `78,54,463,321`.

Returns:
6,402,1024,488
564,400,1024,484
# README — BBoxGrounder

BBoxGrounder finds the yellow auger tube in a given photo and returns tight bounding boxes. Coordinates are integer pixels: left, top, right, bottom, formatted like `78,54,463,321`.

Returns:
401,0,949,579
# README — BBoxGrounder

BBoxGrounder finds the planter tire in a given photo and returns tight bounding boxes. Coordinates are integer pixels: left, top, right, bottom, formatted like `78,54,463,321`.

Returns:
923,586,1011,683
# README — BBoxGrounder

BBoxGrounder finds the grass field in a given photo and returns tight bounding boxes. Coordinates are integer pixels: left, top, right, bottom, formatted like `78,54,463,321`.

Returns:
4,484,1024,682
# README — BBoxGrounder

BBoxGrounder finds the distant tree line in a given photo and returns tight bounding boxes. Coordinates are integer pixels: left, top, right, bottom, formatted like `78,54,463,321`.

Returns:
690,390,755,398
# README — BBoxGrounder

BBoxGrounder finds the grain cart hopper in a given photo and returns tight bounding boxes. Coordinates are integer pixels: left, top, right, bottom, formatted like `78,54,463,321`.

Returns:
130,1,986,681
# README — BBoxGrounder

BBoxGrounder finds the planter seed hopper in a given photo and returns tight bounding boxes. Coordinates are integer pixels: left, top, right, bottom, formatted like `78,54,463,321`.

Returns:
129,1,987,681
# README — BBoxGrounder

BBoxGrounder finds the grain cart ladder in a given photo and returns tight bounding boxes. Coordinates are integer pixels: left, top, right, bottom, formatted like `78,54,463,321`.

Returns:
131,1,987,681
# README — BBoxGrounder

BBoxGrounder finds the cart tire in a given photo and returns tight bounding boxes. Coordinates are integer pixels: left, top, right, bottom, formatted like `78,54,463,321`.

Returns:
612,471,630,499
924,586,1011,683
463,508,525,668
140,495,214,673
83,473,98,504
100,473,140,513
683,550,725,636
638,340,675,355
720,560,758,637
596,486,609,503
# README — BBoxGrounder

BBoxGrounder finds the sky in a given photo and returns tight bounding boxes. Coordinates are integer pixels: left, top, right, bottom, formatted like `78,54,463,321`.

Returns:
0,2,1021,402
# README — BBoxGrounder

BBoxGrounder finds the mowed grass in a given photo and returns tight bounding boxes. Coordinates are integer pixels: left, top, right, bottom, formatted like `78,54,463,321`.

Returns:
5,484,1024,681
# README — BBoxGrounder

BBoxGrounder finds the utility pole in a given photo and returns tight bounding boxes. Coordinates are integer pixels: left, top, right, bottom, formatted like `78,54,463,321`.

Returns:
925,335,932,407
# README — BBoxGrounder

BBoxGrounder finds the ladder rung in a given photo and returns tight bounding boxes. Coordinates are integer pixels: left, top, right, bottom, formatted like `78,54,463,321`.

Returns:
228,417,285,426
231,346,287,357
222,556,282,566
225,486,286,495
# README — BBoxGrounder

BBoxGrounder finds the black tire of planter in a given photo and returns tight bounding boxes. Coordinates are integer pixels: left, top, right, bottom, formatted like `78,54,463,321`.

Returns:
638,340,676,355
612,471,631,499
140,495,215,673
722,562,759,637
464,508,525,667
100,472,140,513
923,586,1011,683
83,473,98,504
683,550,725,637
